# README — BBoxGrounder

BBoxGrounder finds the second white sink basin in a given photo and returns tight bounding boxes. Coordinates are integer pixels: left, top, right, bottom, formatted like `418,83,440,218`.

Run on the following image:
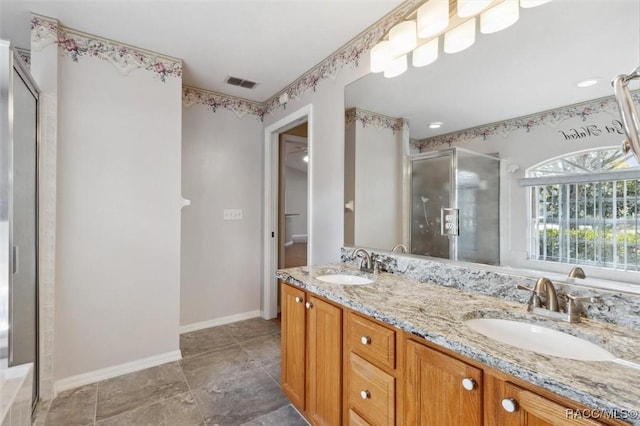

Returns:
465,318,616,361
316,274,373,285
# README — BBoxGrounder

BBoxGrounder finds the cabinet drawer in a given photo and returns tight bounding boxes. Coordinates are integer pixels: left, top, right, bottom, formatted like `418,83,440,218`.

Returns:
348,409,372,426
348,352,395,426
348,311,396,369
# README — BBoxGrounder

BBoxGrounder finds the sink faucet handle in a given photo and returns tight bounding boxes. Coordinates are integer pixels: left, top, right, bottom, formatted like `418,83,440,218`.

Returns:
516,284,542,310
566,293,602,320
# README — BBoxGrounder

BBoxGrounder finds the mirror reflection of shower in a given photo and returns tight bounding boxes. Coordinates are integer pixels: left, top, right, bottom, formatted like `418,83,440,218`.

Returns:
420,196,429,229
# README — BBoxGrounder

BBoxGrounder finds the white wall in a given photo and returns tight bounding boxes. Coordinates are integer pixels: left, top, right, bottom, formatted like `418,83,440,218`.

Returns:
263,62,370,264
181,106,263,328
346,119,403,250
33,42,183,383
284,166,307,238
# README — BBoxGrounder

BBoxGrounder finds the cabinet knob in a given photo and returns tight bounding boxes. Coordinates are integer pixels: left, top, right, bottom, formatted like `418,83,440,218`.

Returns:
294,296,302,303
305,302,313,309
461,378,476,391
360,390,370,400
361,336,372,345
501,398,518,413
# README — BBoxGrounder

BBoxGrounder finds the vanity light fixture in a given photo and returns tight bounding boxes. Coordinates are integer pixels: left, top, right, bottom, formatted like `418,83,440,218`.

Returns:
480,0,520,34
576,78,600,88
520,0,551,8
457,0,492,18
389,21,417,56
370,40,391,73
370,0,553,77
444,18,476,54
417,0,449,38
384,54,408,78
429,122,443,129
413,38,439,67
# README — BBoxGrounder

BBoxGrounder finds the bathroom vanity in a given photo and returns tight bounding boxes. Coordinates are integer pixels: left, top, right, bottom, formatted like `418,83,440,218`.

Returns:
277,262,640,426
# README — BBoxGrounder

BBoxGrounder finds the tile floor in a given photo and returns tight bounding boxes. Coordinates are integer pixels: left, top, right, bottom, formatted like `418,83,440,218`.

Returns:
34,318,308,426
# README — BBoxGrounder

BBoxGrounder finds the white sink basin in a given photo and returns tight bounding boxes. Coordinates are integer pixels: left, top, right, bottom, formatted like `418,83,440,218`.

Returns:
316,274,373,285
465,318,615,361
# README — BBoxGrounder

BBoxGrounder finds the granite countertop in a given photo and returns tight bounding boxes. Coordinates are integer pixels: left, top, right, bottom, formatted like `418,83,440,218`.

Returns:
276,262,640,424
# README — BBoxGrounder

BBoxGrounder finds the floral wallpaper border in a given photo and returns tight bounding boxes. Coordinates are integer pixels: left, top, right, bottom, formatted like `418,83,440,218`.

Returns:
15,48,31,68
346,108,407,134
31,14,182,82
182,86,265,119
411,93,640,153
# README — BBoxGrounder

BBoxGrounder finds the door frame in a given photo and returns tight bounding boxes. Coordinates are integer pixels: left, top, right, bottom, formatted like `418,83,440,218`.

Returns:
262,105,313,319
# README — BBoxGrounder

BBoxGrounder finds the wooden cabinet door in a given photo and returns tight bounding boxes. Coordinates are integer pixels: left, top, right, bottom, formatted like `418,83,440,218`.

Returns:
485,375,603,426
281,283,306,411
306,296,343,426
406,340,483,426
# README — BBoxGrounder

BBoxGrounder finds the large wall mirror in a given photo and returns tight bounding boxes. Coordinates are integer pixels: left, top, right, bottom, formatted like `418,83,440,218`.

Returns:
344,0,640,281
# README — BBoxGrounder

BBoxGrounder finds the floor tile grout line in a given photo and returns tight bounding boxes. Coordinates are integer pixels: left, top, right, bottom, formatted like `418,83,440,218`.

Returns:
92,362,190,424
93,389,196,425
181,341,241,361
177,361,207,425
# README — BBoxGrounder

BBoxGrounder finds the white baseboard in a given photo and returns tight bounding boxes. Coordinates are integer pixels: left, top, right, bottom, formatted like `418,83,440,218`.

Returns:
179,310,261,334
292,234,308,243
54,350,182,395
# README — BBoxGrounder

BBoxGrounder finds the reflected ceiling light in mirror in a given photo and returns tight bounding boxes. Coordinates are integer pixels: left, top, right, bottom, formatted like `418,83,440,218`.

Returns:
481,0,519,34
429,122,443,129
413,38,439,67
577,78,600,88
458,0,492,18
444,18,476,54
417,0,449,38
384,54,408,78
370,40,391,73
520,0,552,8
389,21,417,56
303,155,309,163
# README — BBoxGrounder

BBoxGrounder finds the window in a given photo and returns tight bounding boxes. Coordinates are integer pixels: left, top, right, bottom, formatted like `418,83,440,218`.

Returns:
522,147,640,271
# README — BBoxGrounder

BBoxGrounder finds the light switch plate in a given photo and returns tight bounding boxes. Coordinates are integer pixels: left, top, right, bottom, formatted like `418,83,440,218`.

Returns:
223,209,243,220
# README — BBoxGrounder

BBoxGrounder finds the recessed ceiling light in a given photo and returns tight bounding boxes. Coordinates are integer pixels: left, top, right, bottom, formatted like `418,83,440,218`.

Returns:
577,78,599,88
429,122,443,129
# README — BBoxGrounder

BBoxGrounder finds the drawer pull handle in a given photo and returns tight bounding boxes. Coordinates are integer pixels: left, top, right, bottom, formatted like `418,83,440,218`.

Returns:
361,336,372,345
461,378,476,391
305,302,313,309
360,390,370,400
501,398,518,413
294,296,302,303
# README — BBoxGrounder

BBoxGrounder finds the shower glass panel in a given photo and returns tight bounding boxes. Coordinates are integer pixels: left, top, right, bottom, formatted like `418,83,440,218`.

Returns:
410,148,500,265
12,68,38,370
411,152,452,258
0,41,39,406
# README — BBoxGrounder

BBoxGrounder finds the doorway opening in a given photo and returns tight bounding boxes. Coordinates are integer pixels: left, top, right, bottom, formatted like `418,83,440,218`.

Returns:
262,105,312,319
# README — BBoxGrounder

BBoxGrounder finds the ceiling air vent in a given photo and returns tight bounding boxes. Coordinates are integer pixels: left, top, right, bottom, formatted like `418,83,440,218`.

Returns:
226,76,257,89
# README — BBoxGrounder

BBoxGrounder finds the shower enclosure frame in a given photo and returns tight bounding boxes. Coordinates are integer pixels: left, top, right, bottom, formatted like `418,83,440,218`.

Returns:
0,40,40,408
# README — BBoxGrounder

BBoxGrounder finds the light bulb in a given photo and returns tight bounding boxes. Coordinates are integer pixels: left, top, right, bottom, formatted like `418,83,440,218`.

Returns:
444,18,476,54
417,0,449,38
481,0,519,34
384,54,407,78
370,41,391,73
412,38,439,67
389,21,417,56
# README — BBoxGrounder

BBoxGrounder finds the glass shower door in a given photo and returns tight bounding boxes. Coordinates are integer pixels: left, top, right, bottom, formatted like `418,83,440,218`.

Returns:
0,42,39,407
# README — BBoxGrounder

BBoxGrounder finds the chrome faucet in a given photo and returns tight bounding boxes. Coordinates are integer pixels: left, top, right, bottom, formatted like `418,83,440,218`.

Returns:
351,248,373,272
391,244,407,253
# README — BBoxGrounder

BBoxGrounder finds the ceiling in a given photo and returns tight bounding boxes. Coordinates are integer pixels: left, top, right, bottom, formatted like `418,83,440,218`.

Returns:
0,0,403,102
346,0,640,140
